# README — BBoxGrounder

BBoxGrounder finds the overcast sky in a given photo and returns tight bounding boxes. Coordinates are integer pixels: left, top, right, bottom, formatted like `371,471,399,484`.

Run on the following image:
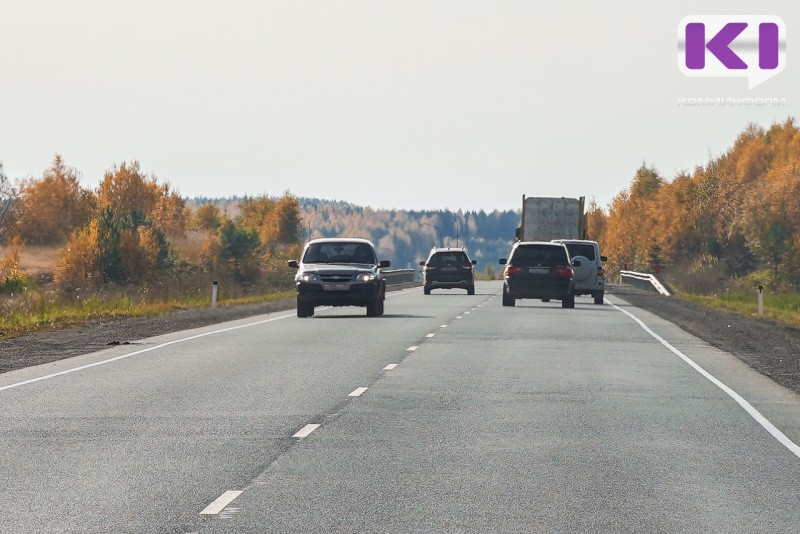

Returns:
1,1,797,212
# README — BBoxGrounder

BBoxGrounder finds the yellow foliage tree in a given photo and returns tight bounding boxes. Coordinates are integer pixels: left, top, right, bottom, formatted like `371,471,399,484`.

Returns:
15,155,95,245
97,161,186,236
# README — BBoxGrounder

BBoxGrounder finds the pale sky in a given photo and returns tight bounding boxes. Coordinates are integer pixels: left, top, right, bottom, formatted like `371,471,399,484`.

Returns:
1,1,797,212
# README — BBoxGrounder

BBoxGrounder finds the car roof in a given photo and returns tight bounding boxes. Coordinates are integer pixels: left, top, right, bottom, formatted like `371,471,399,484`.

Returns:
515,241,567,246
306,237,374,246
551,239,599,245
429,247,468,253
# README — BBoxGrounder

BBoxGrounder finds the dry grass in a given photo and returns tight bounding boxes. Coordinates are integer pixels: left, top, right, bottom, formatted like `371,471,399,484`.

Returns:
0,245,60,276
0,285,294,339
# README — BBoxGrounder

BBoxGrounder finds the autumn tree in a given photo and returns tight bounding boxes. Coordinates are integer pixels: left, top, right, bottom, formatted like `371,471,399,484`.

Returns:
57,161,182,285
97,161,186,236
603,165,664,272
270,193,303,244
217,217,259,280
57,208,172,285
238,192,303,246
0,161,17,242
0,236,27,292
192,203,222,231
14,155,95,245
239,195,276,244
585,199,607,244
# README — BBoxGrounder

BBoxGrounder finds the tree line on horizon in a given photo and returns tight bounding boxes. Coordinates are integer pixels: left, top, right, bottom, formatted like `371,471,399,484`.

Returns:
2,116,799,295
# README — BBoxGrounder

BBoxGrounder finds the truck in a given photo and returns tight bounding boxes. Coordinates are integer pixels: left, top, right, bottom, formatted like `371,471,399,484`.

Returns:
512,195,607,304
515,195,587,241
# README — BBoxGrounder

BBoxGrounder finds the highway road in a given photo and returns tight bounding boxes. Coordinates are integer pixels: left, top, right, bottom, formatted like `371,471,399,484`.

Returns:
1,281,799,533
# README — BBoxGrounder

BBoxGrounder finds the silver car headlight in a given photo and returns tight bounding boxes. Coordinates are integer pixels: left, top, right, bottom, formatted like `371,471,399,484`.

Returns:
357,273,376,282
298,273,319,283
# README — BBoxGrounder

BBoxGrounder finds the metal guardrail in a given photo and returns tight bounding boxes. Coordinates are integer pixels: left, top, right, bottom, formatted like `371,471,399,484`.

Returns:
619,270,671,296
382,269,417,285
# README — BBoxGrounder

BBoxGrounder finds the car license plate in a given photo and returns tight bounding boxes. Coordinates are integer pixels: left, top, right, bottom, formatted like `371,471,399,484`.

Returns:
442,267,457,272
323,283,349,291
529,268,549,274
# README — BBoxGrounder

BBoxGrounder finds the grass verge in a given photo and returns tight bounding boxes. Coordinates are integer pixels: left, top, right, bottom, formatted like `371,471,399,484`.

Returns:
681,291,800,330
0,290,295,339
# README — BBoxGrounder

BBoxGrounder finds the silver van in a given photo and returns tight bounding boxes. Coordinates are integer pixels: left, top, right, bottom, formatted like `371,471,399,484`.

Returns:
551,239,607,304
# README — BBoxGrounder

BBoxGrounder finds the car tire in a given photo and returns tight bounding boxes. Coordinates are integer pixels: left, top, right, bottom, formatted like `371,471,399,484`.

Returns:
594,292,604,305
297,299,313,318
377,285,386,316
467,285,475,295
562,294,575,309
502,286,515,307
367,291,382,317
424,286,431,295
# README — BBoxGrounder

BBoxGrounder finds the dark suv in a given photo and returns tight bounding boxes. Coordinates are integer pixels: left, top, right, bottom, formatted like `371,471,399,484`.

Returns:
288,238,390,318
419,247,477,295
499,241,577,308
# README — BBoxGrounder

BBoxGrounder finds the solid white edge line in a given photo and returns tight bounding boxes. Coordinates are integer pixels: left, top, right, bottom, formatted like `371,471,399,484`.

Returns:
293,424,321,438
199,490,243,515
383,364,398,370
609,297,800,459
0,312,297,393
349,387,368,397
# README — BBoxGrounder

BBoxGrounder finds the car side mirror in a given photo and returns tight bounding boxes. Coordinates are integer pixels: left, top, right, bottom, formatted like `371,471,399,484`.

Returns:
419,261,425,266
499,258,507,265
600,255,608,262
472,260,477,265
572,259,582,267
288,260,299,268
379,260,391,268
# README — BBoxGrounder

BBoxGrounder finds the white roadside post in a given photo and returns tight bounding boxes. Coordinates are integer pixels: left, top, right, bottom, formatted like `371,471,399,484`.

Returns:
211,280,218,307
758,285,764,316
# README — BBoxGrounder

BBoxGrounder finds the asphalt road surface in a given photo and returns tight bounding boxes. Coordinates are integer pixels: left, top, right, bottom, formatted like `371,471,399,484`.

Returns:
1,281,798,533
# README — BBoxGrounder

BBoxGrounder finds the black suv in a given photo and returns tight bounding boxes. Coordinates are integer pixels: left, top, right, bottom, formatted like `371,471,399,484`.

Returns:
499,241,577,308
419,247,477,295
288,238,390,318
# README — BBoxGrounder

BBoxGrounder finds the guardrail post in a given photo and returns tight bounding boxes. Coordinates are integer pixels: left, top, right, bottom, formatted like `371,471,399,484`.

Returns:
211,280,218,307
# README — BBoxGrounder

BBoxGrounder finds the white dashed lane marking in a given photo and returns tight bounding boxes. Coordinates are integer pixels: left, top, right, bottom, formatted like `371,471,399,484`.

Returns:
200,491,242,515
349,387,369,397
383,364,399,370
293,424,321,438
407,346,419,352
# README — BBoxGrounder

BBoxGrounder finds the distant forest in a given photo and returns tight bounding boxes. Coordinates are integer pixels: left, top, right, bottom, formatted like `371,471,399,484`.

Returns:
186,196,521,273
